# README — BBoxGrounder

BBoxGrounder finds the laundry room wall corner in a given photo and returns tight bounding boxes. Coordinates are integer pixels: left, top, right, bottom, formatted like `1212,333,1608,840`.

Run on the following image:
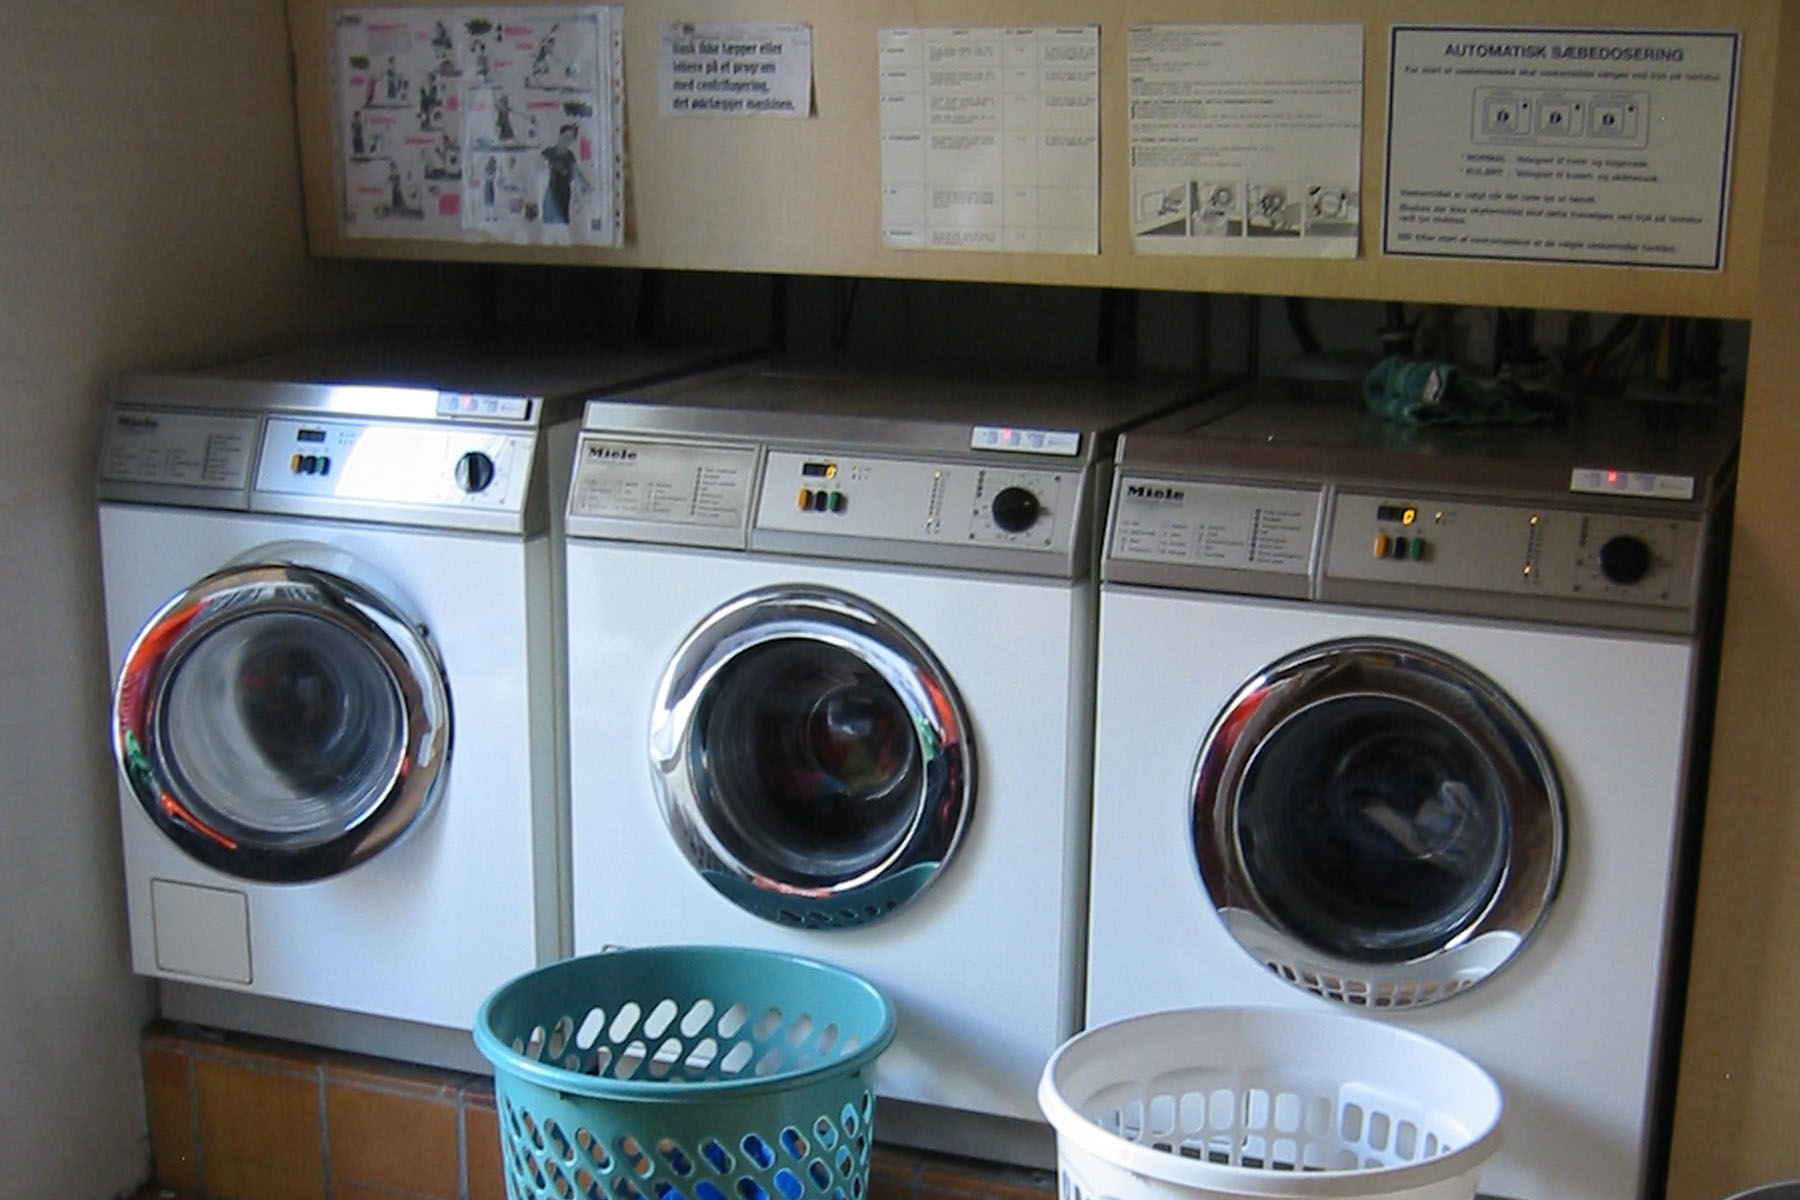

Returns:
0,3,489,1199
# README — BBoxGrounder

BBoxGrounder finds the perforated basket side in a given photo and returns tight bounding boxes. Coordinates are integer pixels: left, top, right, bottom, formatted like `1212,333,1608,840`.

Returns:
474,947,897,1101
494,1059,881,1200
1037,1007,1503,1199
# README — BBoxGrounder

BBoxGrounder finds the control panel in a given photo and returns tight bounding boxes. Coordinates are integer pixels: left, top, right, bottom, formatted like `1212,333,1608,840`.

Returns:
101,408,258,490
253,417,532,511
756,449,1070,550
1326,491,1701,610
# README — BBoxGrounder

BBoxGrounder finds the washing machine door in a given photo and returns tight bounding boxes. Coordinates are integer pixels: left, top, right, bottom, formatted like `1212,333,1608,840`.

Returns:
113,551,452,883
650,586,975,929
1192,637,1564,1008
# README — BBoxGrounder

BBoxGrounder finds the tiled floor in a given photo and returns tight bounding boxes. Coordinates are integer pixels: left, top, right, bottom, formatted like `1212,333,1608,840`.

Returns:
140,1023,1057,1200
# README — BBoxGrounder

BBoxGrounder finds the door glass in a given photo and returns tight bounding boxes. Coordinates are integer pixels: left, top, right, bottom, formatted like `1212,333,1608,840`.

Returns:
692,638,921,885
157,609,407,845
1236,695,1510,962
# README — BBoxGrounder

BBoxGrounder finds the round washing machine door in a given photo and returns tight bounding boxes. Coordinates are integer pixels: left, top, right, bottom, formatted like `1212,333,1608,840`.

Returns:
650,586,975,930
1192,637,1565,1009
113,547,452,883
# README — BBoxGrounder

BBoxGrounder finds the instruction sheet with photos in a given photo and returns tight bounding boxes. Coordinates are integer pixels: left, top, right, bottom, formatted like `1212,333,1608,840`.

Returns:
879,26,1100,254
658,22,813,117
332,6,624,246
1128,24,1364,258
1383,26,1739,269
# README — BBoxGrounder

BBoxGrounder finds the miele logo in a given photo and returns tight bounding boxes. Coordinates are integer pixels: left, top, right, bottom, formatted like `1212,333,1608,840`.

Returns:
1126,482,1185,503
115,414,160,432
586,443,638,463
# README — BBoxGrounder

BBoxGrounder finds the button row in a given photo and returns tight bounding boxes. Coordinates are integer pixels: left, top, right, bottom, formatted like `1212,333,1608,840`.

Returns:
797,488,847,514
290,453,332,476
1373,532,1427,561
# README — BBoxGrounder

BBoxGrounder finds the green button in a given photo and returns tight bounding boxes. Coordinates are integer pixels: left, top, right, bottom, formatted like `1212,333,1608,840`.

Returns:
829,492,846,513
1408,537,1426,561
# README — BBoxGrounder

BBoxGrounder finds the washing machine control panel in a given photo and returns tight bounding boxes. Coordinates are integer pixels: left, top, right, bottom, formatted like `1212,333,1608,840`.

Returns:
757,450,1072,552
1327,491,1704,612
254,417,533,512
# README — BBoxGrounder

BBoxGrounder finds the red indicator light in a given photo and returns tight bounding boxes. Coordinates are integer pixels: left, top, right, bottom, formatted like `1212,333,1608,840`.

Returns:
1607,469,1619,484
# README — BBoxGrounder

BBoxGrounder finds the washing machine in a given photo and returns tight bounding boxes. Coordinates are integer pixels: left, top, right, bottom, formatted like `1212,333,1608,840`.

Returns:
98,340,735,1031
560,359,1214,1158
1085,380,1739,1200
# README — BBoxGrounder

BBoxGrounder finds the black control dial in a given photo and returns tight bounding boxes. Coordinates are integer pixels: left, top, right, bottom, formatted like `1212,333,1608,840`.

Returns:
1598,534,1653,585
454,451,496,494
990,486,1042,533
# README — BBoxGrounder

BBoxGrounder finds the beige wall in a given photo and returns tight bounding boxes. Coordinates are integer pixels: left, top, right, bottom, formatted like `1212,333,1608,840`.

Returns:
1667,6,1800,1197
0,4,482,1197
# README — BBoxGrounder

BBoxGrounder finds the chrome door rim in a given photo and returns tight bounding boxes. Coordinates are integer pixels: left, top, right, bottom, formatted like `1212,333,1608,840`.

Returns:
114,561,451,882
649,586,975,929
1191,636,1565,1007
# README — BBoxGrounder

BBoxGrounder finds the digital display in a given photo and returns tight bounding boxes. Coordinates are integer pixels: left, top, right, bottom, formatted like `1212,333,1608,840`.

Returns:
801,461,835,478
296,429,327,444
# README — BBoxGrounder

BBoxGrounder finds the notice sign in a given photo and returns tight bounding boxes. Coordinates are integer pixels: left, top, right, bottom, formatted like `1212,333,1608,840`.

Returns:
1384,27,1739,269
879,26,1101,254
1128,24,1364,259
658,23,813,117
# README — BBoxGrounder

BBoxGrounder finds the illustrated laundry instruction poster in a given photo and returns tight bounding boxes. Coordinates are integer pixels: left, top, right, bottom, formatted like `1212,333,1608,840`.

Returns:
1383,26,1739,268
879,26,1100,254
1128,24,1365,258
332,6,625,246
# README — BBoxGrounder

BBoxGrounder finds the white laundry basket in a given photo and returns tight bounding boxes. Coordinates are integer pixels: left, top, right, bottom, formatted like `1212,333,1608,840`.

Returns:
1037,1007,1504,1200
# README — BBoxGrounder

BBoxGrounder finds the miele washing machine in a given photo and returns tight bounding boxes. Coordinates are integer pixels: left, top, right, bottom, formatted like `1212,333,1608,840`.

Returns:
560,359,1216,1161
1085,380,1738,1200
98,340,734,1032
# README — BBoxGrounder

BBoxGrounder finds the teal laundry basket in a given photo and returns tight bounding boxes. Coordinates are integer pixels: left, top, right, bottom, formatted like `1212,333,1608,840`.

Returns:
474,946,897,1200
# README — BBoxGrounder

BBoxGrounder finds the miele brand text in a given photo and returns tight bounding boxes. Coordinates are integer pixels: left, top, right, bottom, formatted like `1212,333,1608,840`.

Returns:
116,414,159,431
587,444,638,463
1127,483,1186,503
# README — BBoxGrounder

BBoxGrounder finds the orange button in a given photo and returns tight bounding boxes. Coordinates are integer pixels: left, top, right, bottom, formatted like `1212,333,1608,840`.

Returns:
1373,533,1391,559
798,487,813,510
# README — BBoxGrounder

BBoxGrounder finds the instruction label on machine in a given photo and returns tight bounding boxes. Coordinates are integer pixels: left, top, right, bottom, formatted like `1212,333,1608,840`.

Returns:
568,437,757,530
1383,26,1739,269
1110,479,1319,574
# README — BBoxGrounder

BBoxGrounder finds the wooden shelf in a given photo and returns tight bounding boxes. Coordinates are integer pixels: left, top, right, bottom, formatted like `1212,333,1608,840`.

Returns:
288,0,1775,317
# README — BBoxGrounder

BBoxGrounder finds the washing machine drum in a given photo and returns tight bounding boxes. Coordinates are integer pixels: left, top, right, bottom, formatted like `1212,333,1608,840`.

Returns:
650,586,975,930
1193,637,1565,1009
113,548,452,883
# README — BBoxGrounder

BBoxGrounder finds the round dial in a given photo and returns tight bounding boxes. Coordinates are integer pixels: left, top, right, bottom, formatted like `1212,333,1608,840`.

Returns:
454,451,496,494
1598,534,1653,585
990,486,1042,533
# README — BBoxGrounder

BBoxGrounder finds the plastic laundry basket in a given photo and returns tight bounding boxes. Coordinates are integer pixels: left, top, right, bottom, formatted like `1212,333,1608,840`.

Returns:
1038,1007,1504,1200
475,946,897,1200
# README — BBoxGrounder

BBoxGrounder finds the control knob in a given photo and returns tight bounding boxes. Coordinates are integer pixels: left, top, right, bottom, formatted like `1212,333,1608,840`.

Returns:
455,451,496,494
1598,534,1653,585
990,486,1041,533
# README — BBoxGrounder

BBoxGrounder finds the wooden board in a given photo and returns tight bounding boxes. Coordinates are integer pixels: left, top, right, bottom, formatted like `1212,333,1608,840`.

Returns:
288,0,1775,315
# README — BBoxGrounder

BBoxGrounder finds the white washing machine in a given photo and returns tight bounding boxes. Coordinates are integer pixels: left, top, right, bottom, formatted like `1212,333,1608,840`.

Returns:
561,360,1212,1161
98,341,733,1032
1086,382,1738,1200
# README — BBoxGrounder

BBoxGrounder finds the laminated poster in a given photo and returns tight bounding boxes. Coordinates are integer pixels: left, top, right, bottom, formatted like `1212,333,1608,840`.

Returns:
879,26,1101,254
1128,24,1365,259
332,6,625,247
1384,26,1739,269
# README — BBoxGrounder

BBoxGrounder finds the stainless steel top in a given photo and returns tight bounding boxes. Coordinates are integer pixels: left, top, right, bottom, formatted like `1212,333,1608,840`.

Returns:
567,358,1222,579
1120,376,1740,509
581,358,1216,459
1104,377,1741,634
98,338,746,535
